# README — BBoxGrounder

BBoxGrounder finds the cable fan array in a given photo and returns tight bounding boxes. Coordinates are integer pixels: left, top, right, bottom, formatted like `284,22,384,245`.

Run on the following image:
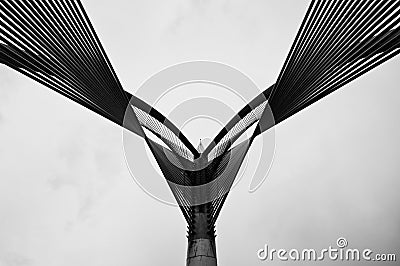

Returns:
1,0,400,235
0,0,255,231
0,0,129,126
0,0,199,159
268,0,400,123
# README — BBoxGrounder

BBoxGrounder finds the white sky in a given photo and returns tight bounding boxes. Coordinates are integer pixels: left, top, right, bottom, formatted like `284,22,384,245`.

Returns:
0,1,399,265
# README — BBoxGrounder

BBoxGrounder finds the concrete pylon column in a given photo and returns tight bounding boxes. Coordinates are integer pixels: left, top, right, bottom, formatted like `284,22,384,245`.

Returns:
186,145,217,265
186,238,217,266
186,205,217,266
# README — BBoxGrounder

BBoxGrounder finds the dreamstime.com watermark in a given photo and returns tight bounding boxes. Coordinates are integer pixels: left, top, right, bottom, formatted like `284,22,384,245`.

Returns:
257,237,397,262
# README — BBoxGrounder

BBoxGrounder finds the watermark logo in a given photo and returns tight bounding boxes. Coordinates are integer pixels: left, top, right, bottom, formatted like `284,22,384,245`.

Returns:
123,61,276,206
336,237,348,249
257,237,397,262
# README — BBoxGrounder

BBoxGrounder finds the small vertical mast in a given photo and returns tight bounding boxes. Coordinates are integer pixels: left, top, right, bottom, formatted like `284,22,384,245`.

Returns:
197,139,205,153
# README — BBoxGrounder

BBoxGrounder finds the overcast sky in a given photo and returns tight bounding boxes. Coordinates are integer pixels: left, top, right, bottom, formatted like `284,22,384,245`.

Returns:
0,0,399,265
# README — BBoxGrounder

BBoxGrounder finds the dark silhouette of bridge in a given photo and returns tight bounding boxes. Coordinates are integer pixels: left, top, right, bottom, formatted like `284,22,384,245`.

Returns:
1,1,399,265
